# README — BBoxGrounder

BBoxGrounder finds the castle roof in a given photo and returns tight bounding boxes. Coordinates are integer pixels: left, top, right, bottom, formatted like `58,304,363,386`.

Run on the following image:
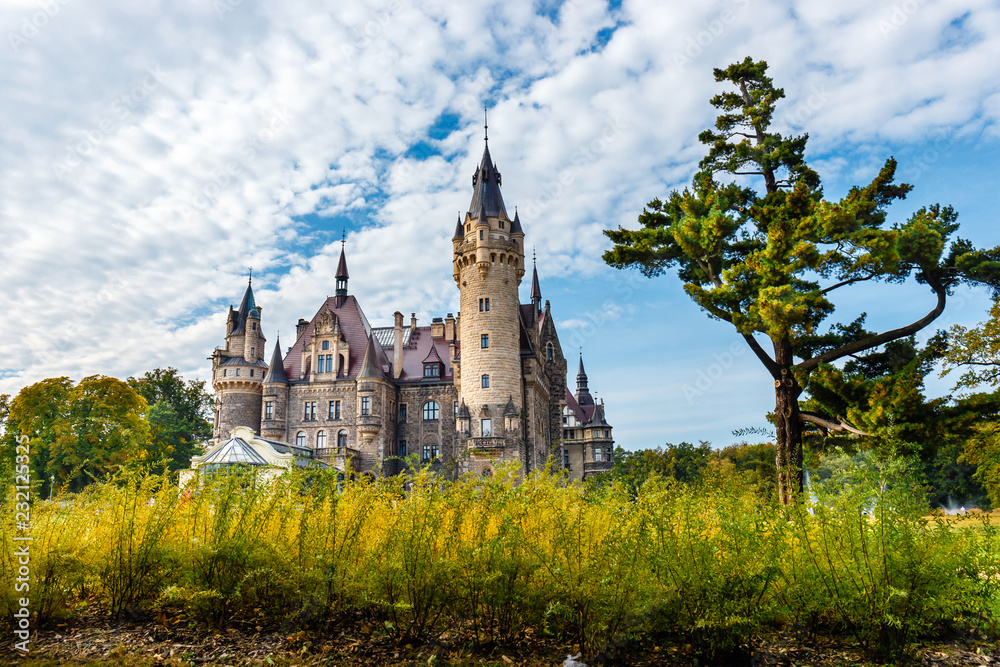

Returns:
357,333,384,379
468,143,507,220
453,213,464,240
530,264,542,302
283,295,389,381
229,278,256,334
565,389,603,425
336,246,349,280
263,337,288,384
510,209,523,235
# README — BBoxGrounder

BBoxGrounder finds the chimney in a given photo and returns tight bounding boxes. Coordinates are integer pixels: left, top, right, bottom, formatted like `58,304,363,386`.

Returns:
410,312,417,332
444,313,455,341
431,317,445,338
393,311,403,379
296,318,310,338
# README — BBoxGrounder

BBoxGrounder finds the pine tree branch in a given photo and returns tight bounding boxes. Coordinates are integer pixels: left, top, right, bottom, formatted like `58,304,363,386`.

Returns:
799,412,870,436
796,272,947,373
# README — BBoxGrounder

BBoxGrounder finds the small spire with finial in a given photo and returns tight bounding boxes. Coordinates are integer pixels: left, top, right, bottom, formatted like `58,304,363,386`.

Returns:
341,227,346,248
484,107,488,145
248,266,253,285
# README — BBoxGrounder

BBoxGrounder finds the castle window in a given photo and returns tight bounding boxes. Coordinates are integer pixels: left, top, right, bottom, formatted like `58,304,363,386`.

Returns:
223,369,227,377
499,220,504,229
400,404,407,421
481,374,489,388
329,400,341,420
424,363,440,377
265,401,273,420
422,443,439,462
250,347,255,357
423,401,439,421
466,223,470,232
479,297,491,312
480,230,484,240
250,370,254,377
563,449,570,469
338,430,347,448
236,369,240,376
317,430,327,447
481,419,492,437
252,323,256,330
454,400,459,417
361,396,370,416
304,401,316,420
485,298,490,311
595,448,603,462
481,333,489,348
322,340,330,350
296,431,306,447
400,440,406,456
547,343,553,361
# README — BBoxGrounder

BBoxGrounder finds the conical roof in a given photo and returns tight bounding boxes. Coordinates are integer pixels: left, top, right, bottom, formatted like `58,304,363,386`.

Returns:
576,354,594,406
453,213,464,239
229,278,256,334
336,246,349,280
263,338,288,384
457,400,471,420
467,143,507,219
509,209,523,235
357,333,384,379
531,264,542,302
503,395,519,417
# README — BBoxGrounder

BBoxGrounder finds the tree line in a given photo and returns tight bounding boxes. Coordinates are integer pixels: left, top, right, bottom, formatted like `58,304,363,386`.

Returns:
1,368,212,495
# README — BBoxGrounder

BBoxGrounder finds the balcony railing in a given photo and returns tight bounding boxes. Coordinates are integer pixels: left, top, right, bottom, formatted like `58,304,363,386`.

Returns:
313,446,360,466
584,460,614,474
466,437,507,450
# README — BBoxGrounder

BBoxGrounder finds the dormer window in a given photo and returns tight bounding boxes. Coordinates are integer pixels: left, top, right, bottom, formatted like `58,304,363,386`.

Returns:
499,220,504,229
424,363,440,377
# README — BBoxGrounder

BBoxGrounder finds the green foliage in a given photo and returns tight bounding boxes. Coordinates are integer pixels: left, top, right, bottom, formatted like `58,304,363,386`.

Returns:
128,368,213,471
2,459,997,663
941,298,1000,391
779,456,999,661
603,56,1000,501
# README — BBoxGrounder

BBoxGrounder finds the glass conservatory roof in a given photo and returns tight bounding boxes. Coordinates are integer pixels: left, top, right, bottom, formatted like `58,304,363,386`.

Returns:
201,437,268,466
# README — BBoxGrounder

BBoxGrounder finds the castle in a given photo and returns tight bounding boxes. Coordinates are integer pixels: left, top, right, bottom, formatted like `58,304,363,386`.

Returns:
208,137,615,480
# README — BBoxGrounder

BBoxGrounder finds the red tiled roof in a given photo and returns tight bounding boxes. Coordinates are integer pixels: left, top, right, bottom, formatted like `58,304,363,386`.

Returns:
282,296,389,381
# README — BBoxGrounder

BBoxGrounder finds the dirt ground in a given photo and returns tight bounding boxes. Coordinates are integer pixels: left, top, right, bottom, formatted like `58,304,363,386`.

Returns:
1,605,998,667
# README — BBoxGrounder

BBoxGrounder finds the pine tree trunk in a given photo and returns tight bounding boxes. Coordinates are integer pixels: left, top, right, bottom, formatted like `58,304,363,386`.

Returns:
773,339,803,505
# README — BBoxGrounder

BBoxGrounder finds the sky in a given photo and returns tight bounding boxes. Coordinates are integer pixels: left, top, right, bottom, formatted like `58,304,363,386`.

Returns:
2,0,1000,450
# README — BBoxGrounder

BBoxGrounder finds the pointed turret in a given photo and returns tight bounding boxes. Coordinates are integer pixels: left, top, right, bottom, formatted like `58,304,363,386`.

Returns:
229,277,256,334
453,213,464,240
468,143,507,219
357,334,383,379
576,354,594,407
263,338,288,384
335,244,349,307
530,263,542,313
510,209,523,235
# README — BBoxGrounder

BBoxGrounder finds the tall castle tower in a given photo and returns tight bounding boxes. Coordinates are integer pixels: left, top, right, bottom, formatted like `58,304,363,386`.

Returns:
211,277,267,440
452,127,527,467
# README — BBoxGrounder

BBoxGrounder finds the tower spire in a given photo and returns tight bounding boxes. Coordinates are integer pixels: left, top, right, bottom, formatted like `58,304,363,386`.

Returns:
484,107,488,145
335,230,349,307
530,248,542,314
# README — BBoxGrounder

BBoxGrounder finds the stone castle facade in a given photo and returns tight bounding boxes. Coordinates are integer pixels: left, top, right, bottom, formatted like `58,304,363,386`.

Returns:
210,140,615,480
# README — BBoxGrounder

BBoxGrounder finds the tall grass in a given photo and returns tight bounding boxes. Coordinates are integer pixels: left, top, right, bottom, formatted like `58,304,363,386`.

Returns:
1,457,996,663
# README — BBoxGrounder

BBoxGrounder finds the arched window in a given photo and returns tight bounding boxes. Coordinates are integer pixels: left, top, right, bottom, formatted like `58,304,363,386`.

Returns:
338,430,348,448
546,343,553,361
481,374,489,388
316,430,327,447
296,431,306,447
423,401,439,421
